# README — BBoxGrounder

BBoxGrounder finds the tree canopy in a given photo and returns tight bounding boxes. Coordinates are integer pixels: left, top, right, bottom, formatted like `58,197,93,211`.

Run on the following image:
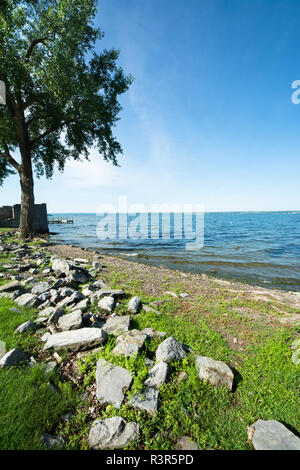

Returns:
0,0,132,196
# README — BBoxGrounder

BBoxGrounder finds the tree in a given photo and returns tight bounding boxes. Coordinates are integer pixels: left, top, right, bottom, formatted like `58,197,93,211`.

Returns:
0,0,132,238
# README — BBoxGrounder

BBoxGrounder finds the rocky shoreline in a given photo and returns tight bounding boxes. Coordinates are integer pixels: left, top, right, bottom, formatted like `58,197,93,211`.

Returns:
0,231,299,450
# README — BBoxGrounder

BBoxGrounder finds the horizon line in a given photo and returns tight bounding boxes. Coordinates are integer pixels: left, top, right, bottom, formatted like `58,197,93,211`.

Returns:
47,209,300,214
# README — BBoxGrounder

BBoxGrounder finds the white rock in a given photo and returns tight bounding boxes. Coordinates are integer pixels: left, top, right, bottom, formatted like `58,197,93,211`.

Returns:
94,288,124,299
52,258,73,273
112,330,147,357
82,287,94,297
98,296,115,312
48,308,65,325
38,306,56,318
130,387,159,415
74,258,89,265
43,327,108,352
58,309,82,331
251,419,300,450
72,298,89,311
41,332,52,342
58,287,75,298
144,361,169,388
15,293,39,307
141,327,166,339
15,320,35,334
142,304,160,314
67,270,89,284
31,282,50,295
102,315,131,335
0,280,20,292
55,296,73,309
88,417,139,450
91,279,106,289
96,358,132,408
195,356,234,391
128,296,142,314
0,348,26,368
155,337,186,363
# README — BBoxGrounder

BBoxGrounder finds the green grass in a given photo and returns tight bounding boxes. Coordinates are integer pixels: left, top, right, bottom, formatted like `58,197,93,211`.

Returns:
0,297,39,354
0,297,78,450
0,365,75,450
237,332,300,429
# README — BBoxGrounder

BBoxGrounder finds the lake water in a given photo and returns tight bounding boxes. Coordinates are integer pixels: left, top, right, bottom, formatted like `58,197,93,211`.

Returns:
48,211,300,292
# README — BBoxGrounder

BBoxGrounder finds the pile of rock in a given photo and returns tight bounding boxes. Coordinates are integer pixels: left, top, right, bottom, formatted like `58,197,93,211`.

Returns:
0,250,237,448
2,245,298,451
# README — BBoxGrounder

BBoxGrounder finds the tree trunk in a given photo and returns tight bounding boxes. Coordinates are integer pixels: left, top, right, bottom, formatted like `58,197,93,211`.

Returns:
19,160,35,239
15,108,36,240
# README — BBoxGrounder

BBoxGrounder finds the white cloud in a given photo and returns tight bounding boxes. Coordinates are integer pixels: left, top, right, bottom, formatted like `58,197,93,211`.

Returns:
60,150,121,189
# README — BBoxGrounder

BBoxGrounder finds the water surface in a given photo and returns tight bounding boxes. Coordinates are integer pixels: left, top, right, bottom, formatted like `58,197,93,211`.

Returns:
48,211,300,292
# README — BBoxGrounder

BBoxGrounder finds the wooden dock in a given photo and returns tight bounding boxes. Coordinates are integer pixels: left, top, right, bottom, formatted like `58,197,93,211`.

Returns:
48,216,74,224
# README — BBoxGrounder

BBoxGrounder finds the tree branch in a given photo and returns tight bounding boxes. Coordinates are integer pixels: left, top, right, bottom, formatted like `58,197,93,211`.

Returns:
25,38,46,62
4,81,18,117
21,97,38,111
30,118,77,146
0,146,20,171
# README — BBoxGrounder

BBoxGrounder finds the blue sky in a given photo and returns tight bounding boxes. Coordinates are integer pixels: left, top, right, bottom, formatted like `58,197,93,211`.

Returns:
2,0,300,212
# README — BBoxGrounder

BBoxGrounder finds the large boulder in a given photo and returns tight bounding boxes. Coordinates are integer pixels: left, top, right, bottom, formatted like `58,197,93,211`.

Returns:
0,348,26,368
96,358,132,408
102,315,131,335
195,356,234,391
155,337,186,363
58,309,82,331
88,417,139,450
250,419,300,450
127,296,142,314
144,361,169,388
112,330,147,357
43,327,108,352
